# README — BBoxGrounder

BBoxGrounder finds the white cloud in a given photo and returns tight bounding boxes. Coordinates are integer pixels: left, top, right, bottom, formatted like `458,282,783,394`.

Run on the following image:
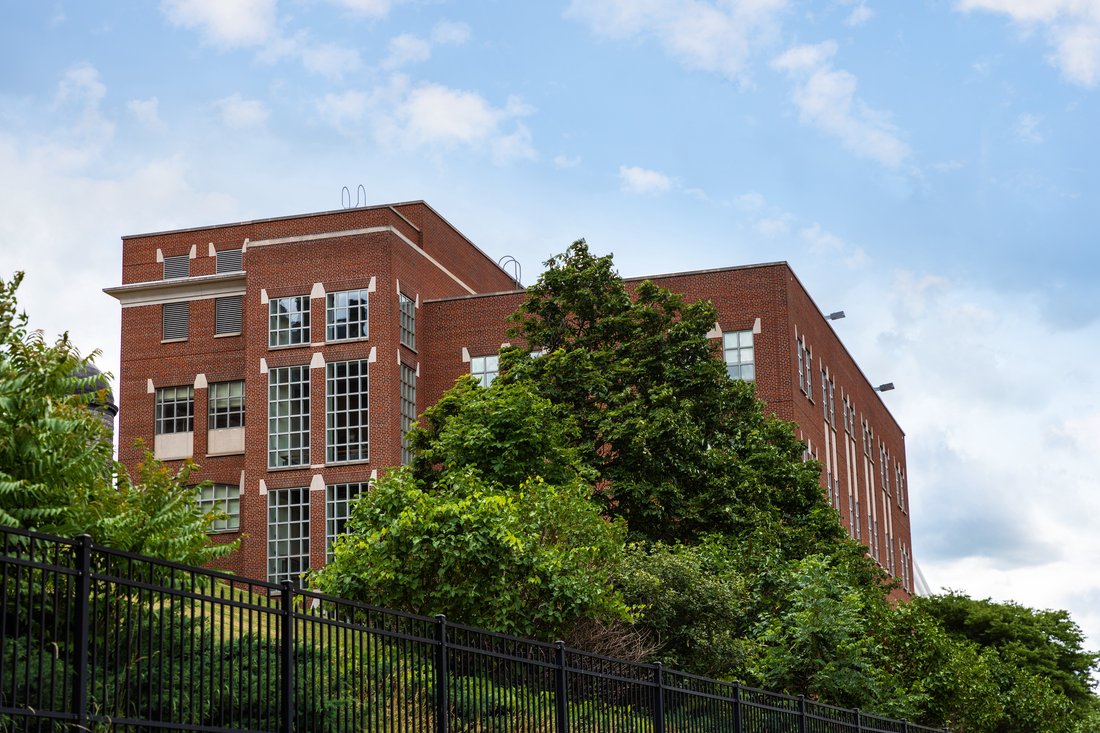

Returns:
50,63,115,167
619,165,673,194
772,41,910,167
818,268,1100,652
844,2,875,27
383,34,433,69
491,123,537,165
323,0,395,17
958,0,1100,86
127,97,164,130
317,90,370,128
553,153,582,169
382,22,470,70
215,94,269,129
566,0,787,85
1015,112,1045,142
299,42,364,79
360,81,536,163
756,216,791,236
161,0,276,47
431,20,472,45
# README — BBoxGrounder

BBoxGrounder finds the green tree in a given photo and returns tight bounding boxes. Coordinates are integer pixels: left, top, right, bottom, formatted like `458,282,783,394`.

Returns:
314,378,631,640
915,592,1100,732
0,271,234,566
503,240,842,554
617,536,757,679
0,271,114,529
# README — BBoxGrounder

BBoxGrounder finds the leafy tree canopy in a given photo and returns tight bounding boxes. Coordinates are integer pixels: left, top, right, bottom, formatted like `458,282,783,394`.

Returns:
502,240,841,553
315,377,630,640
916,592,1100,719
0,271,234,566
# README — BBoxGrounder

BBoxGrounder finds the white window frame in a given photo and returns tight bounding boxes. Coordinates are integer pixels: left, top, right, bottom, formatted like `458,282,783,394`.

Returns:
155,385,194,435
470,354,499,387
199,483,241,532
267,487,310,584
326,482,367,561
326,359,370,464
399,293,416,350
208,380,245,430
268,295,311,348
723,330,755,381
268,366,310,468
400,363,416,465
326,288,370,342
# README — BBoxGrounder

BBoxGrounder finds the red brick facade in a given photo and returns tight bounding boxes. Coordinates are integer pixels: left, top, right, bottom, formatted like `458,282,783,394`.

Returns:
107,202,914,595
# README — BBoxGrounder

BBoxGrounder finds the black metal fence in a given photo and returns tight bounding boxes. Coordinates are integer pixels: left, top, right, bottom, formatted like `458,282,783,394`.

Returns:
0,525,946,733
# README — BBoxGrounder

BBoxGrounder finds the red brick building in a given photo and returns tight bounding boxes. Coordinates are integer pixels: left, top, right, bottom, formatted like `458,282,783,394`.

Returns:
106,201,914,594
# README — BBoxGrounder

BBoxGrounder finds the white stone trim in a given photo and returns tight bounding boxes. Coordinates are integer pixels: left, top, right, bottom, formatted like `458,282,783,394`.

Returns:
194,373,208,389
104,272,246,308
310,352,326,369
310,475,325,492
461,346,471,362
311,282,326,299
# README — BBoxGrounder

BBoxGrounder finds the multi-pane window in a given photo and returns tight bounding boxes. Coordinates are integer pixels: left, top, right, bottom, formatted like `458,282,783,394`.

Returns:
163,254,190,279
723,331,754,381
216,248,243,273
897,465,907,512
326,289,369,341
269,296,310,347
399,293,416,349
400,363,416,464
198,483,240,532
268,366,310,468
828,379,836,426
215,295,243,335
880,444,890,494
267,487,310,584
804,343,813,400
796,337,805,392
155,385,194,434
470,354,498,387
326,482,367,561
163,301,189,341
326,359,369,463
821,370,828,417
208,380,245,429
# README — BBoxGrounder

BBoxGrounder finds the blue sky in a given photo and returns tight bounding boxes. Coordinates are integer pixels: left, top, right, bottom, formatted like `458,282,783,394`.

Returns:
3,0,1100,654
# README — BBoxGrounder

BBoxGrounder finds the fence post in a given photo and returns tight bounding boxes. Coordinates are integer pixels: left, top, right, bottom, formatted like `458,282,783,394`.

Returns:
555,641,569,733
797,694,806,733
71,535,92,730
654,663,665,733
855,708,863,732
280,580,295,733
732,682,742,733
435,615,450,733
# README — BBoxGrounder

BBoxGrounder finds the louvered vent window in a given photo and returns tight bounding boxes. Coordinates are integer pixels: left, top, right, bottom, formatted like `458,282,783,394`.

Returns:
215,295,243,335
163,255,190,279
162,301,189,341
216,248,243,273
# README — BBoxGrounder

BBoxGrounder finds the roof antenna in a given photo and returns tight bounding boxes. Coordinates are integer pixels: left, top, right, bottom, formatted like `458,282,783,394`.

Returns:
498,255,522,288
341,185,368,209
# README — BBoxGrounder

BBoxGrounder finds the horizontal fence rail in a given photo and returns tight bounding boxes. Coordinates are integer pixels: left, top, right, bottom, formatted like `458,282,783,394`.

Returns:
0,525,948,733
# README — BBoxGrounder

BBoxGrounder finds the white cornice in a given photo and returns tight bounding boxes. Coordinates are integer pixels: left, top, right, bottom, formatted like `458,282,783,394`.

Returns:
103,272,246,308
